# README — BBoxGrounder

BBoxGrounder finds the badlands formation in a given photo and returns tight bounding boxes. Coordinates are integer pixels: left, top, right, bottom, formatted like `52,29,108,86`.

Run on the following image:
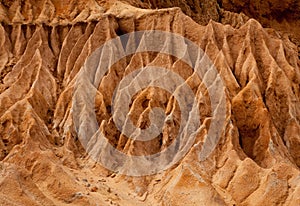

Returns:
0,0,300,205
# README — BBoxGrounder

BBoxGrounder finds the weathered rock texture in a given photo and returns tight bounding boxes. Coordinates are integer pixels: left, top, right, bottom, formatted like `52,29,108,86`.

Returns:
0,0,300,205
218,0,300,54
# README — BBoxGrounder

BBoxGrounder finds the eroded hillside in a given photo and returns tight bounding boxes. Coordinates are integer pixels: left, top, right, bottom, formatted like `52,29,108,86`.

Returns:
0,1,300,205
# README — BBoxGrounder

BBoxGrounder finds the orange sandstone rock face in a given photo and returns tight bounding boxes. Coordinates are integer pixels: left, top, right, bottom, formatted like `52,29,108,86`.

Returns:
0,1,300,205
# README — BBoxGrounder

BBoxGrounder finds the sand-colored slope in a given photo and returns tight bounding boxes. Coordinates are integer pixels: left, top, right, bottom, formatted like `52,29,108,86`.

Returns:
0,1,300,205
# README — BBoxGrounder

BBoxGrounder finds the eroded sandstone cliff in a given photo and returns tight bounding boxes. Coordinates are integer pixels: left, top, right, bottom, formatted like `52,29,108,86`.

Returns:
0,0,300,205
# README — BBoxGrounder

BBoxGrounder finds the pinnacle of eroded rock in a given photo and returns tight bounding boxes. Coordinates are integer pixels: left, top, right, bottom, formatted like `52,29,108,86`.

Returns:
0,1,299,205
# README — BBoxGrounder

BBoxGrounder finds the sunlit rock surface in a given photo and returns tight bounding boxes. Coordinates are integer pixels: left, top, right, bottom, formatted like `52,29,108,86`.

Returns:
0,1,299,205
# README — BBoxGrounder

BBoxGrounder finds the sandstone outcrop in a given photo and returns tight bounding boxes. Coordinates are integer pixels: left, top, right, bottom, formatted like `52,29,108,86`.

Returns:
0,1,299,205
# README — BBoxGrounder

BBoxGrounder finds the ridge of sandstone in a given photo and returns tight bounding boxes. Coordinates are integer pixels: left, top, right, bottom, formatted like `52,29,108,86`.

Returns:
0,1,299,205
